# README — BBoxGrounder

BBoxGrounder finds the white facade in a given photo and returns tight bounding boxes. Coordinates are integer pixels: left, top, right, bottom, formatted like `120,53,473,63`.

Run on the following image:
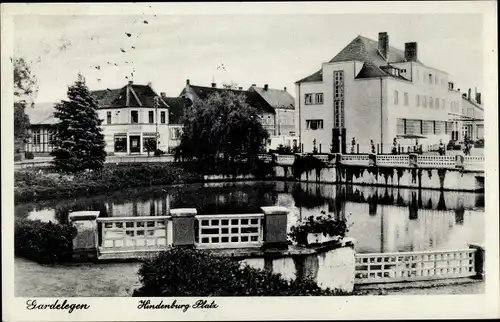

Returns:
295,35,470,154
98,107,170,155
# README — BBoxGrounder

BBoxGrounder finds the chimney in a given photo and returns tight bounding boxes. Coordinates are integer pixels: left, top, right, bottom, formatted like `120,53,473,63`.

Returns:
404,42,418,62
284,87,287,91
448,82,454,90
160,92,166,98
378,32,389,60
211,82,216,88
476,93,482,105
264,84,269,91
186,79,190,86
468,88,471,100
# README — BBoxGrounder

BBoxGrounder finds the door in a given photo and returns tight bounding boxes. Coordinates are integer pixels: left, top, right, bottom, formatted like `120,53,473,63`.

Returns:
129,135,141,153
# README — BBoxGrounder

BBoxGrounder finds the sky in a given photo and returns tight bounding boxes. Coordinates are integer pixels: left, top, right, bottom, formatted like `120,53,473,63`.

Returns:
13,13,484,104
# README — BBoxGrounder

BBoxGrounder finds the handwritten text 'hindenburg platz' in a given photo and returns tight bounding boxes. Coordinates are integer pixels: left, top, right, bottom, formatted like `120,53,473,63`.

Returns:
138,299,218,312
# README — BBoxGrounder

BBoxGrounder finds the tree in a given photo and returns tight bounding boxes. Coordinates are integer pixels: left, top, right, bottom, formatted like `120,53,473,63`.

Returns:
51,74,106,173
177,90,269,166
13,58,38,158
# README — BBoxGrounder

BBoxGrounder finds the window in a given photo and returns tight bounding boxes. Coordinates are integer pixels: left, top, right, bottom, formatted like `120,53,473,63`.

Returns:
429,74,433,84
429,97,433,108
397,119,405,134
406,119,422,135
434,121,444,135
305,94,313,105
106,111,112,124
131,110,139,123
114,134,127,152
404,93,409,106
160,111,166,124
435,98,439,108
422,120,434,135
394,90,399,104
148,111,154,124
422,96,427,107
33,129,41,145
143,137,157,152
47,130,54,144
416,94,420,107
334,71,344,99
306,119,324,130
315,93,324,104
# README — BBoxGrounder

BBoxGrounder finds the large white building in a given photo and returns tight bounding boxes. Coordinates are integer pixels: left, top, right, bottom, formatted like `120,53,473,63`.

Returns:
295,32,476,154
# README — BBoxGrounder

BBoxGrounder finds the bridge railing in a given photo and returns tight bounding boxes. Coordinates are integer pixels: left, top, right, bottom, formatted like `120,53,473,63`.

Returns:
464,156,485,171
195,213,264,249
354,248,477,284
276,154,295,165
341,154,371,166
416,155,456,168
376,155,410,167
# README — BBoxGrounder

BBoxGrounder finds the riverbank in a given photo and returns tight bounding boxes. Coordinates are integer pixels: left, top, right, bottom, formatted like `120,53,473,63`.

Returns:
14,164,202,203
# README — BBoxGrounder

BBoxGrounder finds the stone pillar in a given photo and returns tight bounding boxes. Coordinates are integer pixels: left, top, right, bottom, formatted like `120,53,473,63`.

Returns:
455,154,464,168
261,206,289,250
468,243,485,280
68,211,100,261
170,208,197,248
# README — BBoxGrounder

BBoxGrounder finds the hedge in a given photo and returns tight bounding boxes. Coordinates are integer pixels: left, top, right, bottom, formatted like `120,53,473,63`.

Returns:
14,164,203,202
14,219,74,264
134,248,348,296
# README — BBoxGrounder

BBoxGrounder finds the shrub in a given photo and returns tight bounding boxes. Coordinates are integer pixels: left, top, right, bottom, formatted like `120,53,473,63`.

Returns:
154,149,165,156
14,219,75,263
134,248,344,296
289,213,348,246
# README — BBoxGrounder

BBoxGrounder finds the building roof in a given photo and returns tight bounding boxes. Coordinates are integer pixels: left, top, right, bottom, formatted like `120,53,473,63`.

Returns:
26,102,58,125
249,86,295,110
90,83,169,109
296,35,422,84
182,85,275,114
162,97,188,125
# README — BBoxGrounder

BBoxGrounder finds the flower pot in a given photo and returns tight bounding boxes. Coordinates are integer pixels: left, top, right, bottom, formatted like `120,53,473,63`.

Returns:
306,233,339,245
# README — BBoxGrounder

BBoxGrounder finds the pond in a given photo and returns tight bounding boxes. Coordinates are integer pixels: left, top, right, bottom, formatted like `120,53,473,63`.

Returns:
15,181,484,254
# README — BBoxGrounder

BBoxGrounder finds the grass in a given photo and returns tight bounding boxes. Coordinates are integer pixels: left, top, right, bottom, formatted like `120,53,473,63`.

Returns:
15,257,142,297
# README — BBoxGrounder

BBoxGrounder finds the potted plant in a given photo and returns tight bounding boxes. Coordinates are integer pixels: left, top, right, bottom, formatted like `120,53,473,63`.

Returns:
288,212,348,246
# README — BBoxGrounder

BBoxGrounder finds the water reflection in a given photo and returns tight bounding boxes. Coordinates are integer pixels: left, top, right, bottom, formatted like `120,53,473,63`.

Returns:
16,181,484,254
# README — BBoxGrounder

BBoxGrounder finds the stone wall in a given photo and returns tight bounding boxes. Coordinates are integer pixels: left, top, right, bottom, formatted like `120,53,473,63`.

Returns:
274,165,483,192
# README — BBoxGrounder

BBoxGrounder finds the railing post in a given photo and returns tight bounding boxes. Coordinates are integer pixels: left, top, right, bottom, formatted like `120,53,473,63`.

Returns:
468,243,485,280
68,211,100,261
170,208,197,248
260,206,289,250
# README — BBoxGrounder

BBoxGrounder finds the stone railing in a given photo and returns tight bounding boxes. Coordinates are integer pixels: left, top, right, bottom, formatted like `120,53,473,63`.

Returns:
341,154,371,166
416,155,456,168
81,206,290,259
313,154,331,163
97,216,172,253
275,154,295,165
376,155,410,167
463,156,485,171
195,213,264,249
354,247,481,284
257,154,273,163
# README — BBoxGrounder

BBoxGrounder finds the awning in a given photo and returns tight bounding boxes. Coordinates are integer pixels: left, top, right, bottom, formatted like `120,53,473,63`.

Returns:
396,134,427,139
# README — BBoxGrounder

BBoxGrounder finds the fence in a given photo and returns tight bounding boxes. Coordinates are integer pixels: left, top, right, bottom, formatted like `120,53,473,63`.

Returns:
195,213,264,249
354,249,477,284
375,155,410,167
313,154,330,163
98,216,171,252
275,154,295,165
416,155,456,168
341,154,371,166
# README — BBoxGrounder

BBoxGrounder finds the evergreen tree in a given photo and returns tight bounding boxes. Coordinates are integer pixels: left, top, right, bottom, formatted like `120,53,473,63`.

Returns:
51,74,106,173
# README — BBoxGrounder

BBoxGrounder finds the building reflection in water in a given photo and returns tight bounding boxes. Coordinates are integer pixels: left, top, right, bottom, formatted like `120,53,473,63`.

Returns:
18,181,484,254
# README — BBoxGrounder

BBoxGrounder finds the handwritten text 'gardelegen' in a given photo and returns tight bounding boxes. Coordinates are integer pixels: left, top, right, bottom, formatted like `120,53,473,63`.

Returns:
26,299,90,314
137,299,218,312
